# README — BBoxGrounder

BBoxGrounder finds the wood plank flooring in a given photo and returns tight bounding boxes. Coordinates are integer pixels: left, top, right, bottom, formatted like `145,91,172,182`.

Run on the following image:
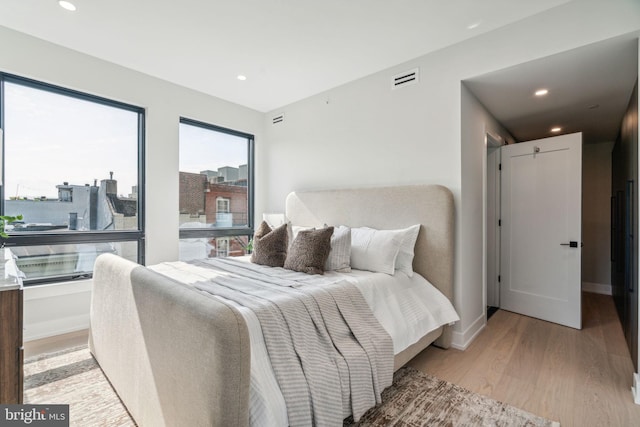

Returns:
24,329,89,359
408,292,640,427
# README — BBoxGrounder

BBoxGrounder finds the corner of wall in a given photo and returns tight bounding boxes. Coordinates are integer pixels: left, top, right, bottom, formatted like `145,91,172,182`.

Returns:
450,313,486,350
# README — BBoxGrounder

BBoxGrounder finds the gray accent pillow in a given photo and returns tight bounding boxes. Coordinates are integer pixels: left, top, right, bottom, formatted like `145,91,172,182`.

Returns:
284,226,334,275
251,221,288,267
325,225,352,272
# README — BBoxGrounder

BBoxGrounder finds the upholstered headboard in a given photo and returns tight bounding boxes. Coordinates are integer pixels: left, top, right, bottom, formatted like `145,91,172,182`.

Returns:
285,185,455,303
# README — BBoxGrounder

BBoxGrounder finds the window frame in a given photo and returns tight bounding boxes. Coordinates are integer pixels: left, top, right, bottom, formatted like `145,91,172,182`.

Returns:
215,237,230,258
178,117,255,241
216,197,230,214
0,73,146,285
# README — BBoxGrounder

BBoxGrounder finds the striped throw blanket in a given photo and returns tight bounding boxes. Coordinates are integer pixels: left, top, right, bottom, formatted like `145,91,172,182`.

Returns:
189,258,394,426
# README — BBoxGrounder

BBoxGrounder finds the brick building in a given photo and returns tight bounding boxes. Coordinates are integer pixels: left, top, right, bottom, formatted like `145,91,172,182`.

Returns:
179,168,249,258
179,171,206,219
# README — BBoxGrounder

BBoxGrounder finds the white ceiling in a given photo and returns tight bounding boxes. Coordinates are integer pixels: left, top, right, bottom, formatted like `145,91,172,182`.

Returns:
0,0,571,112
464,36,638,145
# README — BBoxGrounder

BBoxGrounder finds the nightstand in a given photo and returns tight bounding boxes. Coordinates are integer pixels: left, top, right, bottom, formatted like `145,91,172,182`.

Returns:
0,251,24,404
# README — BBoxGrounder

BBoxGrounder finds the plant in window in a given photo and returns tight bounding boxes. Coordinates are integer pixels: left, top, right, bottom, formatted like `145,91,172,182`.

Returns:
0,214,23,239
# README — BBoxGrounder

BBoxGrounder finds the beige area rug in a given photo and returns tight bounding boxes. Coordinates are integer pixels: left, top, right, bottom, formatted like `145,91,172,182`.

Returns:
24,346,135,426
345,367,560,427
25,346,559,427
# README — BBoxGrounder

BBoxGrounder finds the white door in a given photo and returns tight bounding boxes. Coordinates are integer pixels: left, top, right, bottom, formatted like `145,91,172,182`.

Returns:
500,133,582,329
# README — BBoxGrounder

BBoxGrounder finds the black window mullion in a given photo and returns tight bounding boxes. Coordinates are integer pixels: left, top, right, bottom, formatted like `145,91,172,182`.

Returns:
248,136,255,231
1,75,6,211
137,110,146,264
2,231,143,247
179,227,253,239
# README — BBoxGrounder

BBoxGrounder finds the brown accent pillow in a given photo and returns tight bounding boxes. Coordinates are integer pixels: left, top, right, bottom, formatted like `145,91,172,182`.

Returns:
250,221,288,267
284,226,334,275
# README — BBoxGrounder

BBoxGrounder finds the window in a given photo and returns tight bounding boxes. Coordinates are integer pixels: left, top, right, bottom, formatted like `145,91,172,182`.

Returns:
216,197,230,213
178,118,253,261
0,74,145,284
215,238,229,257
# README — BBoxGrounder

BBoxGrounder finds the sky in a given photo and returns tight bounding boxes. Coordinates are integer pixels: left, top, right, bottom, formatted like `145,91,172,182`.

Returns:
3,81,248,200
178,122,248,175
4,82,138,199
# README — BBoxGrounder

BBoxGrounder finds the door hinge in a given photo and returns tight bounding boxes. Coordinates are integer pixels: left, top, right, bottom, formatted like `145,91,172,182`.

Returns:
498,219,501,226
498,275,501,283
499,163,502,171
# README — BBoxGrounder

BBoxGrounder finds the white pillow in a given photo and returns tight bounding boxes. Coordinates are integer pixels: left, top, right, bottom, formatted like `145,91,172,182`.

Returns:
325,225,351,272
350,227,404,275
262,213,286,228
394,224,421,277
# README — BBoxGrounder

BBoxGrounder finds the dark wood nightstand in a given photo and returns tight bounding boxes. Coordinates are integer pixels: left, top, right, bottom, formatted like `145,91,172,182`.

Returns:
0,256,24,404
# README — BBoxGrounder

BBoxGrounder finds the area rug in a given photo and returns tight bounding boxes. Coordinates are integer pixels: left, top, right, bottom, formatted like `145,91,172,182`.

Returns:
24,346,135,426
25,346,559,427
345,367,560,426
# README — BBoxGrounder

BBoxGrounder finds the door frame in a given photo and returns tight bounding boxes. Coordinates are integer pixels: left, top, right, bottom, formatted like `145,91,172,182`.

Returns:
483,130,504,316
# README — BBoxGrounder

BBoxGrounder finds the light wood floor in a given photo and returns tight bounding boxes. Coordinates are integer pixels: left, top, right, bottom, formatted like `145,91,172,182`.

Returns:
24,329,88,359
409,292,640,427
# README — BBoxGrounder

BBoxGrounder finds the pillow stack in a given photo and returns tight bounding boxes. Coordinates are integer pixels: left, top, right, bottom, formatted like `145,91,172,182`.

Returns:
250,220,421,277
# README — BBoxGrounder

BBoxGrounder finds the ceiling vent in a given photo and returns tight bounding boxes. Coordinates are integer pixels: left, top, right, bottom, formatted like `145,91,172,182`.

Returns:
391,68,419,89
272,113,285,125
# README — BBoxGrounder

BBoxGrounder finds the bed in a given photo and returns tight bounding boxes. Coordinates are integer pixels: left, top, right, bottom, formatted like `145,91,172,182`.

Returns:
89,184,457,427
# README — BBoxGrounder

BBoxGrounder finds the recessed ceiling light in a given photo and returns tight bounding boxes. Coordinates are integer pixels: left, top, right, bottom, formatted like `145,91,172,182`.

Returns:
237,75,247,81
551,127,562,133
58,1,76,11
535,89,549,96
467,21,482,30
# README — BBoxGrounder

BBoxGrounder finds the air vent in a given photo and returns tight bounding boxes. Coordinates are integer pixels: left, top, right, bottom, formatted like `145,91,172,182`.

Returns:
272,113,285,125
391,68,419,89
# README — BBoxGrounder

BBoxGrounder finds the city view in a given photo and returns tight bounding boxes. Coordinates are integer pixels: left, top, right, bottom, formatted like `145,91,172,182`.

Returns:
3,173,138,281
3,164,250,280
1,80,252,282
178,165,250,260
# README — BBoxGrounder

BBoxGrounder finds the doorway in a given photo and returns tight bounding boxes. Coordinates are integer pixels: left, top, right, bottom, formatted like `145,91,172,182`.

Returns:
485,132,502,319
485,133,583,329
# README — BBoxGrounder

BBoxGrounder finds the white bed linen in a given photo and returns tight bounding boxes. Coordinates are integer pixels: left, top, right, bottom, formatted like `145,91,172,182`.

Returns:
150,257,459,426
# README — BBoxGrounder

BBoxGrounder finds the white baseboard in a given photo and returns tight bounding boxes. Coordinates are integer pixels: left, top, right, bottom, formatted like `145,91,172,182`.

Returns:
633,373,640,405
24,314,90,342
451,314,486,350
582,281,612,295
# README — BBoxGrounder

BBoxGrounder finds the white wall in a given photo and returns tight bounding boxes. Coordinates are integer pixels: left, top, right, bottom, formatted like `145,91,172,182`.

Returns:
263,0,640,348
0,25,266,340
22,280,92,341
460,85,514,346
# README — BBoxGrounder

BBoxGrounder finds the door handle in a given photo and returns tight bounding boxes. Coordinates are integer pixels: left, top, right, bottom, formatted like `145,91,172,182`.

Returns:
560,241,579,248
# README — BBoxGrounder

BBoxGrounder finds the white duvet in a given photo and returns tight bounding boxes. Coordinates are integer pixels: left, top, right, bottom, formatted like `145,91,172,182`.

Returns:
150,257,459,427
